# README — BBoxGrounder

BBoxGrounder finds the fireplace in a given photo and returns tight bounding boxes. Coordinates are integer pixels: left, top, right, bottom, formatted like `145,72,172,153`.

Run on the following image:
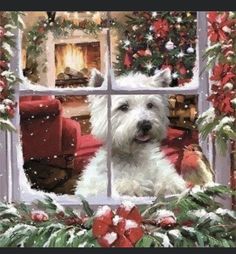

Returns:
37,30,107,88
55,42,101,87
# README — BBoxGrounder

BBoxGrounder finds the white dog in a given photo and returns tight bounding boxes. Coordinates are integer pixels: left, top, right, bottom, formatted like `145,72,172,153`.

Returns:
75,68,186,197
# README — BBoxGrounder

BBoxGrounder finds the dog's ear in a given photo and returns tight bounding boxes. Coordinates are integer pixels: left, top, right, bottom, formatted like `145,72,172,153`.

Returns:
89,69,104,87
150,68,172,87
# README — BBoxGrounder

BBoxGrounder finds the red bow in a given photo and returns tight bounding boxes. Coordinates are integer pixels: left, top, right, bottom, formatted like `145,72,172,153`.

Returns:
92,202,143,248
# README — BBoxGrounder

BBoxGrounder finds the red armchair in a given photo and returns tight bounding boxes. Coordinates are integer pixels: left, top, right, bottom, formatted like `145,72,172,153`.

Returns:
20,96,102,173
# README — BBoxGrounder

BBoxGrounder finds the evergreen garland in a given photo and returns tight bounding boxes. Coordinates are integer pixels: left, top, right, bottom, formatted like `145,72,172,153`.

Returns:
197,11,236,154
0,184,235,247
0,12,23,131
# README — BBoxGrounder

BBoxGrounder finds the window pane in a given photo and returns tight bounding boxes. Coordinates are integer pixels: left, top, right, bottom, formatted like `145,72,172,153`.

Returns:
110,11,198,90
19,95,107,196
21,11,108,89
110,93,201,197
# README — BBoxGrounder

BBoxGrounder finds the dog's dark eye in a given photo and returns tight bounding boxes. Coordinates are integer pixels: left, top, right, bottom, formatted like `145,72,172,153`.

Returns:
118,104,129,112
147,102,154,109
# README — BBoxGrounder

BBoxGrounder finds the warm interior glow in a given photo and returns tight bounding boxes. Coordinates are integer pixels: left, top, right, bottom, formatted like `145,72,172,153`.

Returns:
55,43,86,76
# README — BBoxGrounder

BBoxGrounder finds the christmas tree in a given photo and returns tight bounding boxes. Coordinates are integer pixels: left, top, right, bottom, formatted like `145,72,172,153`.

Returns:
115,11,197,86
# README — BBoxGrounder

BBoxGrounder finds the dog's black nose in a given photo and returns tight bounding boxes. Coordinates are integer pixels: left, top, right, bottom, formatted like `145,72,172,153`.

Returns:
137,120,152,133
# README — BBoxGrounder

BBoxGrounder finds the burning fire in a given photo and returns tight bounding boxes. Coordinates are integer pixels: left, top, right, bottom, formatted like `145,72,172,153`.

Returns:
55,43,86,76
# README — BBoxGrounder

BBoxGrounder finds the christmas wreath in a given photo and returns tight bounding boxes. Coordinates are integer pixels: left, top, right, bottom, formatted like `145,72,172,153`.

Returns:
0,184,235,247
197,11,236,154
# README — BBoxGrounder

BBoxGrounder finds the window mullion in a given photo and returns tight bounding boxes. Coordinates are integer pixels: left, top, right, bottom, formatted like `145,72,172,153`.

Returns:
106,12,113,198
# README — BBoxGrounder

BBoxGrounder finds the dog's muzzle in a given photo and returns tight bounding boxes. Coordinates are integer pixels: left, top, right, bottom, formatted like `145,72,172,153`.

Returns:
134,120,152,143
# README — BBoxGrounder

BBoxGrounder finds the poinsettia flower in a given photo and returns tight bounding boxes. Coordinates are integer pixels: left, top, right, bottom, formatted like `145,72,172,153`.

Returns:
208,91,235,114
208,12,235,42
210,64,235,85
152,19,169,38
92,202,143,248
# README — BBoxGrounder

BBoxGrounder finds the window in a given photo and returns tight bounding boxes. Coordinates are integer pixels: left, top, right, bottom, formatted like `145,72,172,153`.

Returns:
0,11,232,207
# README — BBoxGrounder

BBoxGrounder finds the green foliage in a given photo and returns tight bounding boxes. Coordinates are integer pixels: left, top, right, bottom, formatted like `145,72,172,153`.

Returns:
0,184,235,247
197,108,236,155
114,11,197,83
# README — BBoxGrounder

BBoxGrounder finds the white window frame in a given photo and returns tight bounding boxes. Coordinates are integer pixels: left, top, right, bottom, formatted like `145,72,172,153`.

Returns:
0,12,232,207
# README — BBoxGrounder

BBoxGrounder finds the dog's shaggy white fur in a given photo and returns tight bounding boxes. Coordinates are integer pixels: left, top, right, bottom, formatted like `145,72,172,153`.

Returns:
75,68,186,197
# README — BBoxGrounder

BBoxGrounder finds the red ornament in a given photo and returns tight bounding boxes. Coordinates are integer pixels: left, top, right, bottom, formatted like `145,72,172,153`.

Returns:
207,12,235,43
159,216,176,229
0,26,5,38
152,19,169,38
124,48,133,69
144,48,152,56
31,210,49,222
92,203,143,248
179,66,187,75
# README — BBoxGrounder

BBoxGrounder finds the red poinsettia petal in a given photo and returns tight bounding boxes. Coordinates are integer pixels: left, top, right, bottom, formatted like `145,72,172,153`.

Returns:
209,31,219,43
126,207,142,224
116,204,131,219
97,232,118,248
125,227,144,245
93,219,110,237
218,30,228,42
114,235,133,248
208,11,218,23
116,218,126,236
222,73,235,85
94,206,114,225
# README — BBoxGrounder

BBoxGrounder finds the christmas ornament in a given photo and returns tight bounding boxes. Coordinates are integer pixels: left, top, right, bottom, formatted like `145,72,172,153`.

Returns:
165,40,175,51
152,19,169,38
31,210,49,222
223,82,234,91
124,48,133,69
187,46,195,53
132,25,138,31
181,144,214,186
144,47,152,56
159,216,176,229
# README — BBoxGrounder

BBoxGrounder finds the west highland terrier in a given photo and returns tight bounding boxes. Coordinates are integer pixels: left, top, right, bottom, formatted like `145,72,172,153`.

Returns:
75,68,186,197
